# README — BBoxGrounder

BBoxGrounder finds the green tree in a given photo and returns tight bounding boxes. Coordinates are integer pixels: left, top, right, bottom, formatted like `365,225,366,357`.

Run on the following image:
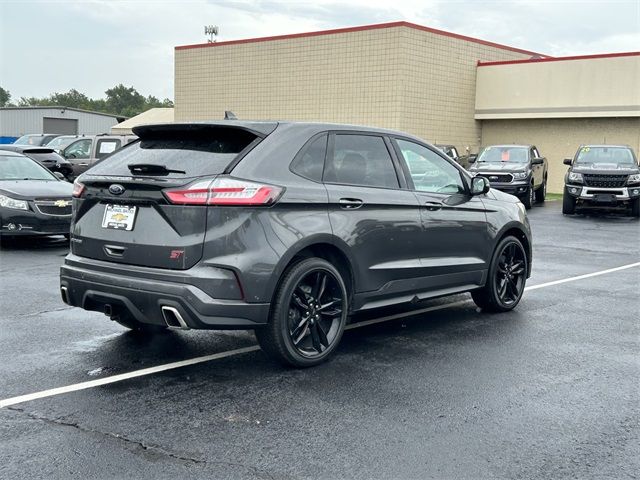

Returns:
105,84,146,117
0,87,10,107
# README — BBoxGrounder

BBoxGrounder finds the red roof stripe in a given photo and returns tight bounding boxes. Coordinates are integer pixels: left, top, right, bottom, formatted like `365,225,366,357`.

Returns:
478,51,640,67
175,20,544,56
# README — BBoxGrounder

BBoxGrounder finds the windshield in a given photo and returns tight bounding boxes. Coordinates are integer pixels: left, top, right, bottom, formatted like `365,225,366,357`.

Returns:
477,146,529,163
14,135,46,146
0,155,57,180
575,146,637,166
46,136,78,150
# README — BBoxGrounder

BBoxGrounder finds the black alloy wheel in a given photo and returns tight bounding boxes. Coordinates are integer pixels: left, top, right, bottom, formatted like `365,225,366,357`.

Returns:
256,257,348,367
522,184,534,209
472,236,527,312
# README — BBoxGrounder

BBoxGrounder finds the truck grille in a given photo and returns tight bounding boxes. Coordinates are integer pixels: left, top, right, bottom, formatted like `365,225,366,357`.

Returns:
34,199,72,216
484,173,513,183
583,174,628,188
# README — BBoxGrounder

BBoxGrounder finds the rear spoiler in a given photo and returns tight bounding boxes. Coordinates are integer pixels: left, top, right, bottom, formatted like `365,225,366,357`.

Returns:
20,148,56,154
133,121,279,138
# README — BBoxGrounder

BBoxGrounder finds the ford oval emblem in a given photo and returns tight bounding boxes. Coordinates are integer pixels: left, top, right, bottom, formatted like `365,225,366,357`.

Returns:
109,184,125,195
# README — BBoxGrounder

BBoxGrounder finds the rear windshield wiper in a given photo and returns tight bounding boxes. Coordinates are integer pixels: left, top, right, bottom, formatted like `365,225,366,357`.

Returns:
127,163,186,175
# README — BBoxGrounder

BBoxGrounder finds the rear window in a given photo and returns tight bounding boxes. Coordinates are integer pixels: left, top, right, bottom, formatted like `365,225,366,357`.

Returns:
87,127,260,178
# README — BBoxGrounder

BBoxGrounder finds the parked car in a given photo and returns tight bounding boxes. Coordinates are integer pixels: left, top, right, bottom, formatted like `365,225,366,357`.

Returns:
0,144,73,180
60,121,532,367
0,150,73,238
563,145,640,217
46,135,84,153
435,144,460,162
469,144,548,209
60,134,137,178
13,133,61,147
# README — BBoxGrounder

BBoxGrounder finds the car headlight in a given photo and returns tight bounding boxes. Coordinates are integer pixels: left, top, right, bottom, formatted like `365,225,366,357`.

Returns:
627,173,640,184
512,171,530,180
0,194,28,210
568,172,584,183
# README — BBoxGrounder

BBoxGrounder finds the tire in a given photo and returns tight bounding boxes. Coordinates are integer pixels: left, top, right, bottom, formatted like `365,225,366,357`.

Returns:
535,178,547,203
521,184,534,210
255,257,348,367
631,198,640,218
113,313,168,334
472,235,528,313
562,192,576,215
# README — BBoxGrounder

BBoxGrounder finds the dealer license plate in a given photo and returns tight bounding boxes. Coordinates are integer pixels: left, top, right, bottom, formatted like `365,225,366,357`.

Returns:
102,204,137,231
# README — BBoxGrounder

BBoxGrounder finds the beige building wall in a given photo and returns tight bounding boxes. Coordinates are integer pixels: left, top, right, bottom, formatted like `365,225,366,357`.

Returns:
175,23,536,153
475,54,640,120
482,117,640,193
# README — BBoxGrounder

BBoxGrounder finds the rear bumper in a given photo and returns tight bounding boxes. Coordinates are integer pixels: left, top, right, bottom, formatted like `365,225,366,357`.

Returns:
60,255,270,330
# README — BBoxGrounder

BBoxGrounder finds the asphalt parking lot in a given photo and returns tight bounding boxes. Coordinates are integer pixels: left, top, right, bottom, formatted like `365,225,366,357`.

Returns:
1,200,638,480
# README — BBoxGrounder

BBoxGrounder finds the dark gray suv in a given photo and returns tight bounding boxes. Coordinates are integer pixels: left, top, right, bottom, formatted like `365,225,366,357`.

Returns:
60,122,532,367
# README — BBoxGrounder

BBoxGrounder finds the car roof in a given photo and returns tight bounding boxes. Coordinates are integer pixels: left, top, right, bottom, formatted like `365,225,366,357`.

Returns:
134,120,426,142
0,149,28,157
579,144,632,149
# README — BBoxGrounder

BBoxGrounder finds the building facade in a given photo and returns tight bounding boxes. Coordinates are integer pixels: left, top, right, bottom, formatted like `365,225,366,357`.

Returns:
174,22,639,193
0,107,124,143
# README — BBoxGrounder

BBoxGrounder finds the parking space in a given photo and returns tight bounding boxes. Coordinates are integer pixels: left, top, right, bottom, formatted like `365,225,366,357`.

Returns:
1,201,639,479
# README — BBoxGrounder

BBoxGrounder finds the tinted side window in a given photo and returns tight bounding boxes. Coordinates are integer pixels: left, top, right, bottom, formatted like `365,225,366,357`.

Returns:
325,134,399,189
396,139,465,194
290,134,327,182
96,139,121,159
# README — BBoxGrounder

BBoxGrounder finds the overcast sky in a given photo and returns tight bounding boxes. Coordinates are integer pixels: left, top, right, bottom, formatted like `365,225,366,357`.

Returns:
1,0,638,102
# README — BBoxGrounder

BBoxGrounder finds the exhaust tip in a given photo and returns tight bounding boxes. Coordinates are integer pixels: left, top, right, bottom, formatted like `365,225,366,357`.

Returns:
161,306,189,329
60,286,70,305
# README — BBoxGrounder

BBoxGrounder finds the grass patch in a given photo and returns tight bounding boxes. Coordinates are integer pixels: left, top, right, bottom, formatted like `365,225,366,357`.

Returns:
546,193,563,201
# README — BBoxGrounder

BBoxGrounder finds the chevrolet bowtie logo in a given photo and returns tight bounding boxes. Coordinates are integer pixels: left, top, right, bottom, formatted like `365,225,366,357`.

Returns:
54,200,71,207
110,213,128,222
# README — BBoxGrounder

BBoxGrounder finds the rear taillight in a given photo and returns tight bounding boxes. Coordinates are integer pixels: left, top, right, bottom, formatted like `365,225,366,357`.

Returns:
72,180,85,198
164,177,283,206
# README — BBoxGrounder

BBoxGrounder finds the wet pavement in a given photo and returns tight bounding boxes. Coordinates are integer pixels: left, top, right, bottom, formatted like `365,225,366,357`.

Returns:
1,201,639,479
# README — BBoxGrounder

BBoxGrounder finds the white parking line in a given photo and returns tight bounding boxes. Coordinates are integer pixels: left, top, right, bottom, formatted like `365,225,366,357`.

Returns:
1,261,639,409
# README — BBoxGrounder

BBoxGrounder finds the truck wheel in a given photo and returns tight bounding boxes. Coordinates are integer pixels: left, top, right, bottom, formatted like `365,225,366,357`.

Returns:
562,192,576,215
255,257,348,368
535,178,547,203
631,198,640,218
522,184,534,210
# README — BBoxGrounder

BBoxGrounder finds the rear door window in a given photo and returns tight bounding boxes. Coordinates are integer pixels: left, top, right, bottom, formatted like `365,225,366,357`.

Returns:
324,134,399,189
96,139,121,159
87,127,260,178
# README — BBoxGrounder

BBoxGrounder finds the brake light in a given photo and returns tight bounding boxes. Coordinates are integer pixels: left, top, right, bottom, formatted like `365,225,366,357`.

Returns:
164,177,283,206
72,180,85,198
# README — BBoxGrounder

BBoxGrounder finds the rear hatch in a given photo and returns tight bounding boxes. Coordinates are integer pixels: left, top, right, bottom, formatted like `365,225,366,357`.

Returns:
71,122,276,270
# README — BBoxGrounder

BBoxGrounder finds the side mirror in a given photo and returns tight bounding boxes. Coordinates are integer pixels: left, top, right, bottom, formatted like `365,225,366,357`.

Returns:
563,158,573,166
467,154,478,164
532,157,544,165
53,171,65,181
471,176,490,195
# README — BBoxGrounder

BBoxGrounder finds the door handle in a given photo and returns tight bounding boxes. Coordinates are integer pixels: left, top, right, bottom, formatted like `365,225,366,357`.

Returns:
78,163,89,167
423,202,443,211
339,198,364,209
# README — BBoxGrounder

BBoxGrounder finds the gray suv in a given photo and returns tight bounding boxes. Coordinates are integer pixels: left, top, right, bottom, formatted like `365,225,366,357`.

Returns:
60,122,532,367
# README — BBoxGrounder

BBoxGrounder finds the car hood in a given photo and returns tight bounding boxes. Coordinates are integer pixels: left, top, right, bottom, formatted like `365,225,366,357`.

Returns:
572,163,639,175
470,163,528,173
0,180,73,199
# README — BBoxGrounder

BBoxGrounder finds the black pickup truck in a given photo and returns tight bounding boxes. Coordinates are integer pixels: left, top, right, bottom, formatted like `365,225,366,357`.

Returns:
563,145,640,217
468,144,548,209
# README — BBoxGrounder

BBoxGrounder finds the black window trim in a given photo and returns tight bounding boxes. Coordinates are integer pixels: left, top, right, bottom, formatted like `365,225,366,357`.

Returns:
322,130,406,191
65,138,94,160
390,135,472,195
